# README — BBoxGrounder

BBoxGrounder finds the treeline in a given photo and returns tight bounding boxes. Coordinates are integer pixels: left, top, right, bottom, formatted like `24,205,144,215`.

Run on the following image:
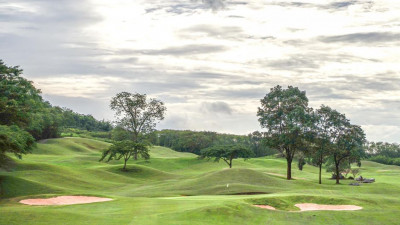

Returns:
62,109,112,132
0,60,111,161
366,142,400,166
149,129,277,157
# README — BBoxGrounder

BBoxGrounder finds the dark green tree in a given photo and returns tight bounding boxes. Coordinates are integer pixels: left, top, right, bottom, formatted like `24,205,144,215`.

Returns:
0,125,35,162
309,105,345,184
99,140,150,171
257,85,312,180
332,124,366,184
199,145,254,168
0,60,43,128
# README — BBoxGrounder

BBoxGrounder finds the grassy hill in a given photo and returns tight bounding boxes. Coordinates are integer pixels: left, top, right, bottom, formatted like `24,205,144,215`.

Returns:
1,137,400,224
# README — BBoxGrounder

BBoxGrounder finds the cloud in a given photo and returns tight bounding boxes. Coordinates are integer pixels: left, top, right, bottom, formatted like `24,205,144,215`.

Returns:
197,0,225,10
179,24,243,39
137,44,229,56
329,1,358,9
201,101,233,114
319,32,400,43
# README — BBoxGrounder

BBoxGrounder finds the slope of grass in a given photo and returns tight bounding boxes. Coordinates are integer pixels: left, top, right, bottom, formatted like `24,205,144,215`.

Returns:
1,137,400,224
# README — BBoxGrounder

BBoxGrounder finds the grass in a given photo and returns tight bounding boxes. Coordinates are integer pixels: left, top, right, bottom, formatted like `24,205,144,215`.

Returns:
1,137,400,224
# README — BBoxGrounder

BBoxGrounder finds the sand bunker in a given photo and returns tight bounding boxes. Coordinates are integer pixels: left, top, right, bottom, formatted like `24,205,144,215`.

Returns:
20,196,112,206
295,203,362,211
253,205,276,210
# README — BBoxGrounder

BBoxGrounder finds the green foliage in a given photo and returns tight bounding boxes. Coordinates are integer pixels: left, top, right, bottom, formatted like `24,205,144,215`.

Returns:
111,126,132,141
0,60,43,128
297,155,306,171
326,159,351,173
61,128,112,142
369,155,400,166
366,142,400,158
61,108,113,132
257,85,312,179
100,140,150,170
199,145,254,168
152,129,276,156
110,92,166,142
331,124,366,183
0,125,35,159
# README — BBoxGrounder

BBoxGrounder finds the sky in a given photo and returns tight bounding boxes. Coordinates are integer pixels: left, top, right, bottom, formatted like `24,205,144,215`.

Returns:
1,0,399,142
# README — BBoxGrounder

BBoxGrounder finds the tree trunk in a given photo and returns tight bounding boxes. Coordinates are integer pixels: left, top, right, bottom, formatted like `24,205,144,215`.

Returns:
335,163,340,184
287,159,292,180
319,164,322,184
229,158,232,168
123,158,128,171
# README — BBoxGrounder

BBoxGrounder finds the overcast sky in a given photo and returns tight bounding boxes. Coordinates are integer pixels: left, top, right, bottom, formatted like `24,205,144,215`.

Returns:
1,0,399,142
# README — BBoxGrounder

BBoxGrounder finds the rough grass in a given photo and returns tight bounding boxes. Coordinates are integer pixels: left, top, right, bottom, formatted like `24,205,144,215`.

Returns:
1,137,400,225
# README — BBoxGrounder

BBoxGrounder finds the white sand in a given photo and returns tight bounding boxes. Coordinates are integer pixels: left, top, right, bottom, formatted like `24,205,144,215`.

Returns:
253,205,276,210
295,203,362,211
20,196,112,206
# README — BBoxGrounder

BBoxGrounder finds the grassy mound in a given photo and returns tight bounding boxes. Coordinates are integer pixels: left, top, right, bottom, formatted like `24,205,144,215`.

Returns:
150,146,197,158
169,168,292,195
0,175,60,198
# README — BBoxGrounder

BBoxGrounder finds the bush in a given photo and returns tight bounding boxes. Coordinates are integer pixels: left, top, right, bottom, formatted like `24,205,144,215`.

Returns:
369,156,400,166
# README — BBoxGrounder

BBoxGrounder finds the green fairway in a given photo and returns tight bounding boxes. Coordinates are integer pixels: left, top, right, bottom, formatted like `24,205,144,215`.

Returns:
1,137,400,225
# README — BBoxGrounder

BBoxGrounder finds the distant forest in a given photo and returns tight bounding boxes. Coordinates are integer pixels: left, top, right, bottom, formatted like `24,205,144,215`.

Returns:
149,129,277,157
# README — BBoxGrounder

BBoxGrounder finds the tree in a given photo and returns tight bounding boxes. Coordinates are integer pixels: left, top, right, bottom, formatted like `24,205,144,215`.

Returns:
257,85,312,179
110,92,166,143
309,105,344,184
99,140,150,171
297,153,306,171
0,60,65,140
199,145,254,168
0,60,43,128
111,126,132,141
0,125,35,163
332,124,366,184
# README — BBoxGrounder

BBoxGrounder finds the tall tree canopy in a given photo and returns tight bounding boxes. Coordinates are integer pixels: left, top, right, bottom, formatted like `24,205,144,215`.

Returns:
110,92,167,142
0,60,43,128
199,145,254,168
331,124,366,184
309,105,344,184
257,85,312,180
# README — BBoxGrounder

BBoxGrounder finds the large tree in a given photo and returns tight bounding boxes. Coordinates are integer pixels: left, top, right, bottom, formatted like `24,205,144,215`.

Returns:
110,92,167,143
199,145,254,168
309,105,343,184
100,140,149,171
0,60,43,128
332,124,366,184
257,85,312,180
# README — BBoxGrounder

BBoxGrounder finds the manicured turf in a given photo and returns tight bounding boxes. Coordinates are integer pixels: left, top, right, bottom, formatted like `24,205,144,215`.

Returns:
1,137,400,224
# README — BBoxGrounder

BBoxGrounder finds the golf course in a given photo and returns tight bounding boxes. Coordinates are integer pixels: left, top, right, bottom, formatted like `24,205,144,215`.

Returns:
1,137,399,225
